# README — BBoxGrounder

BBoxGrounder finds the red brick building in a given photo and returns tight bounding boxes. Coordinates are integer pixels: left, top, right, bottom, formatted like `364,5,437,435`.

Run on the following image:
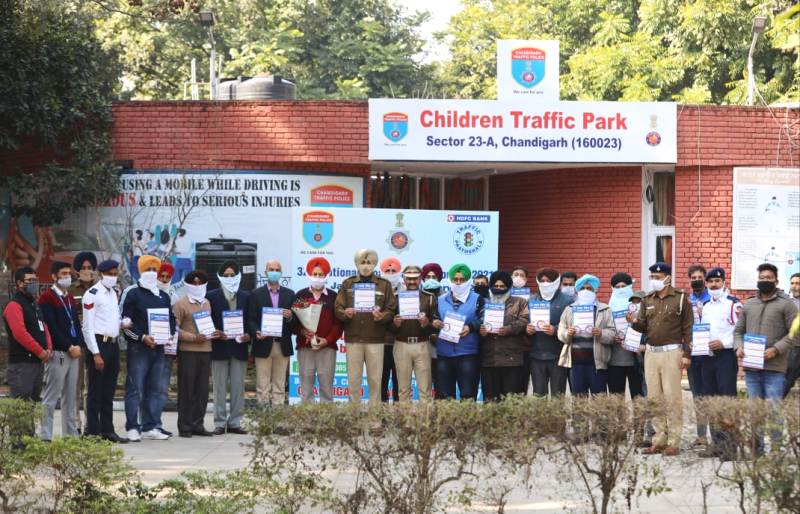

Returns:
110,101,798,296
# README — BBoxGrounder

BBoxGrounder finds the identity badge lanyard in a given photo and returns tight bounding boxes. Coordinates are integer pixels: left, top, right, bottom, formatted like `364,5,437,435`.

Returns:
57,292,78,339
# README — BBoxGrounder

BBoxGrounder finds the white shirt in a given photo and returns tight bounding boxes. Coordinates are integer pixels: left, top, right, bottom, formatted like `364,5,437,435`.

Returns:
82,281,121,355
701,292,741,350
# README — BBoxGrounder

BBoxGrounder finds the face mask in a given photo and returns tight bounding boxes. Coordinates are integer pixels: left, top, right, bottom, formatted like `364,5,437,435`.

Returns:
757,280,776,295
611,284,633,299
79,270,93,283
357,263,376,277
24,281,39,297
422,278,440,291
384,272,401,288
490,287,508,296
538,279,560,301
140,271,158,290
709,287,725,300
473,284,489,297
690,279,705,292
512,276,526,288
185,283,207,301
267,271,281,283
101,275,117,289
57,277,72,290
576,289,596,305
561,285,576,298
157,281,170,292
309,276,326,290
219,273,241,294
649,277,668,293
450,281,471,300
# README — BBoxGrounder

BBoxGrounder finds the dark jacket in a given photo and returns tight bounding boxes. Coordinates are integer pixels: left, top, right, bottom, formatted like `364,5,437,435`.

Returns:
248,284,296,358
121,285,176,348
334,274,397,344
4,292,51,363
38,287,82,352
207,288,250,361
528,289,573,361
388,289,438,340
292,287,343,350
480,295,530,367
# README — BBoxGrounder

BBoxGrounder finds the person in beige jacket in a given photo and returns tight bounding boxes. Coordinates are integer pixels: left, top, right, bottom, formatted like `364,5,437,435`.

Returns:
558,274,615,395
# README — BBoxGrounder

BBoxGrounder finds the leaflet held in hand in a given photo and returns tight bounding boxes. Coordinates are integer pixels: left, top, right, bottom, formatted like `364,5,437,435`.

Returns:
261,307,284,337
510,287,530,300
483,303,505,333
622,327,643,352
192,310,216,337
742,333,766,370
691,323,712,356
147,308,170,345
353,283,376,312
439,312,466,343
398,291,420,319
572,305,595,335
529,300,550,331
612,310,629,336
222,310,245,338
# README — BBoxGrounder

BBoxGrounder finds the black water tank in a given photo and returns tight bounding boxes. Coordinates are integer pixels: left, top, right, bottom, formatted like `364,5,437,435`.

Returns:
195,238,258,291
236,75,296,100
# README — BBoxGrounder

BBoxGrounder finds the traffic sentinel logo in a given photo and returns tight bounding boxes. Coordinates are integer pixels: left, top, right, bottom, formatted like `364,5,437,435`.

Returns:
453,224,485,255
447,214,491,223
383,112,408,143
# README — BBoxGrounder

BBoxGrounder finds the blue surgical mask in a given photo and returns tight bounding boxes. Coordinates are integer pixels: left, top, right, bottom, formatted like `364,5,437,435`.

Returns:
422,278,440,290
267,271,281,283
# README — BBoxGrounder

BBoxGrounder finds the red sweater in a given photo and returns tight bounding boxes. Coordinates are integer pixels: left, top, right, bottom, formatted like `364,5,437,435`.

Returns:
292,288,343,350
3,301,53,356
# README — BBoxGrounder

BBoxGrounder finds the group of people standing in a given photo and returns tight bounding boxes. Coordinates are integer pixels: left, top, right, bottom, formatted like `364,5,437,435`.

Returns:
3,248,798,457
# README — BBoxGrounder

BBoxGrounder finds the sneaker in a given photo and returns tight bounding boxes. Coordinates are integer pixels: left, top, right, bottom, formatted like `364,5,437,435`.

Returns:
156,427,173,437
127,429,142,442
141,429,169,440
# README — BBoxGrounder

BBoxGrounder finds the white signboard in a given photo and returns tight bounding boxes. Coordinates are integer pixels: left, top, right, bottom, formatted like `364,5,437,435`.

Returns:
497,40,560,101
369,99,677,163
288,207,499,404
732,167,800,290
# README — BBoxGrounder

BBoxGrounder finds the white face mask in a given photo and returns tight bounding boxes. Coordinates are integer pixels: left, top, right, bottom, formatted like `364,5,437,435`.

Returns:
649,277,668,293
576,289,597,305
157,281,170,292
219,273,241,294
450,281,471,301
357,262,376,277
101,275,117,289
561,285,576,298
185,283,207,302
611,284,633,299
140,271,158,290
309,276,326,291
512,276,527,289
56,277,72,290
384,272,401,288
709,286,725,300
537,278,561,301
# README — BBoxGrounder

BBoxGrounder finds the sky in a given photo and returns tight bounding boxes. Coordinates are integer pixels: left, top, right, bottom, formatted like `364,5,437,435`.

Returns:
397,0,462,63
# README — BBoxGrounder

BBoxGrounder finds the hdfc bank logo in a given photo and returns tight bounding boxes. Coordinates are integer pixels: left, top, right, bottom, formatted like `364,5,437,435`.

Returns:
383,112,408,143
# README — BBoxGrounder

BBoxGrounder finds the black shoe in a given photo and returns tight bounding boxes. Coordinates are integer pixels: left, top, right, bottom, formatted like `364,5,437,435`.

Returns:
213,427,226,435
226,427,248,435
157,427,173,437
179,431,193,438
192,429,214,436
102,433,129,444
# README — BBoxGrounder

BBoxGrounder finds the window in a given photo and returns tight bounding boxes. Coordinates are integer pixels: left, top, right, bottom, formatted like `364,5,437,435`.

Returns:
642,168,676,287
369,174,488,210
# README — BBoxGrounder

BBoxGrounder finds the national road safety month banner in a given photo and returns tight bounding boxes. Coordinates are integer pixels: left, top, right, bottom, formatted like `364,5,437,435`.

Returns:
369,98,677,164
288,207,499,403
731,167,800,290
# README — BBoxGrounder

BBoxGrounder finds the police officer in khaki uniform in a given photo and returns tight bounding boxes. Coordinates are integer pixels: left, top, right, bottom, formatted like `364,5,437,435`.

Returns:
69,251,98,435
629,262,692,456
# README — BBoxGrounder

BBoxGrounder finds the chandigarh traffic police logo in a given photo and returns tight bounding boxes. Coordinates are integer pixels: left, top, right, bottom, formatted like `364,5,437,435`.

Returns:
511,47,545,89
302,210,334,249
383,112,408,143
453,224,484,255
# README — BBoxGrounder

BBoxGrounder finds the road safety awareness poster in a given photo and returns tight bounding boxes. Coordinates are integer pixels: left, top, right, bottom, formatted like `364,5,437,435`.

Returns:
369,98,677,163
288,207,499,403
731,167,800,290
3,171,365,284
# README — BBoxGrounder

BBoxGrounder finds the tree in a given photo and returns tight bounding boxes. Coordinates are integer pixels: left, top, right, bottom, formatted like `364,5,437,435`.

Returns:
87,0,438,100
0,0,121,228
436,0,799,104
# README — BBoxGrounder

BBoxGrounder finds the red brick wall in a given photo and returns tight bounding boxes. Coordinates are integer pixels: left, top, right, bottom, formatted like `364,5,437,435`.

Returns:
489,167,642,299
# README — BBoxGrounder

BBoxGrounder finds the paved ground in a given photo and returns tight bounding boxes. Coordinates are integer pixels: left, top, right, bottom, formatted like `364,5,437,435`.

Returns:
42,391,751,514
